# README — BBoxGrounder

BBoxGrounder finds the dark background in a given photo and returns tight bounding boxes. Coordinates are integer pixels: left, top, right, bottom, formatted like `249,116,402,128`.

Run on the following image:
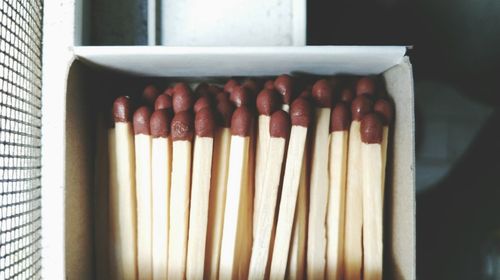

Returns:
307,0,500,278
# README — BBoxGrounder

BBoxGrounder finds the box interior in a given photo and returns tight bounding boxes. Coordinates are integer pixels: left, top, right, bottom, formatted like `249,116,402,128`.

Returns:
65,46,415,279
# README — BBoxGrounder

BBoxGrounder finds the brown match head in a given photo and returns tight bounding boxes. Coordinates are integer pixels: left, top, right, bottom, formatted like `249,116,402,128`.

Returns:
230,85,252,107
312,79,333,108
195,82,210,97
215,90,230,102
242,78,260,94
374,98,394,126
298,89,311,99
230,106,253,137
194,96,212,113
270,110,290,138
133,106,152,135
351,95,373,121
142,85,159,106
331,102,351,132
150,109,171,138
173,84,195,113
360,113,383,144
340,87,354,103
224,79,239,94
290,98,312,127
274,74,294,104
216,98,235,127
163,87,175,97
195,107,216,138
356,77,376,97
154,94,173,111
256,89,280,116
171,111,194,141
208,84,223,95
264,80,275,90
113,96,133,123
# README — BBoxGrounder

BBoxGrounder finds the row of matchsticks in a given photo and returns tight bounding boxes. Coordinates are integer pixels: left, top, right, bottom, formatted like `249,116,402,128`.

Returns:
105,75,393,280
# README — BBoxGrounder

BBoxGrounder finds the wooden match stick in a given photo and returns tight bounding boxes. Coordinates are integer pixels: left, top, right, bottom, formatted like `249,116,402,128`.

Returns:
150,109,172,280
374,98,394,193
168,111,194,279
254,88,280,238
361,113,385,280
205,98,235,280
112,96,138,279
249,110,291,280
133,106,153,280
142,84,160,107
186,108,216,280
344,95,373,279
269,98,311,280
219,106,252,280
107,122,118,279
307,79,334,279
154,93,172,111
274,74,294,112
326,103,351,279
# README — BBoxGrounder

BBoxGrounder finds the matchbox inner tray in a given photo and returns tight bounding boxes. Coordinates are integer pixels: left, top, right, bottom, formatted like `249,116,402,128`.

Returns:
64,46,415,279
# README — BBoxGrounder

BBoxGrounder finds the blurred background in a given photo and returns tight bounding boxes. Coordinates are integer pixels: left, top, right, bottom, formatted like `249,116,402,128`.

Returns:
84,0,500,278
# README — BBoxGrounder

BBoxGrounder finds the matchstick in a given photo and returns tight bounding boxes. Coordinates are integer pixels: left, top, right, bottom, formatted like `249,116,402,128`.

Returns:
269,98,312,280
326,103,351,279
168,111,194,279
249,110,291,280
254,88,280,238
361,113,385,280
173,82,195,114
133,106,153,280
274,74,294,112
219,106,252,280
374,98,394,193
150,109,172,280
194,96,212,114
186,108,216,280
307,79,334,279
112,96,138,279
205,98,235,280
344,95,373,279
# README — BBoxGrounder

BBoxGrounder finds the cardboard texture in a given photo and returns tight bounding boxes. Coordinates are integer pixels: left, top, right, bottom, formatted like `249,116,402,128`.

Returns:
65,46,415,279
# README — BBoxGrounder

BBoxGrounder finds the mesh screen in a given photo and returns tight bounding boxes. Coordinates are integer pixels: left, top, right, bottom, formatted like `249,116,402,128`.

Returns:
0,0,43,279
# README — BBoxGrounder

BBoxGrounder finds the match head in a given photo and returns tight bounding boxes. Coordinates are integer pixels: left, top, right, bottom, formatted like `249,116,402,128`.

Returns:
142,84,159,106
216,98,235,128
351,95,373,121
312,79,333,108
290,98,312,127
230,85,252,107
356,77,376,97
242,78,260,94
360,113,383,144
154,94,173,111
215,90,230,102
374,98,394,125
171,111,194,141
224,79,239,94
331,102,351,132
208,84,223,95
195,82,210,97
194,96,212,113
264,80,275,90
133,106,152,135
298,89,311,99
256,89,280,116
230,106,253,137
113,96,133,123
150,109,171,138
270,110,290,138
195,107,216,138
163,87,175,97
340,87,354,103
173,83,195,113
274,74,294,105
